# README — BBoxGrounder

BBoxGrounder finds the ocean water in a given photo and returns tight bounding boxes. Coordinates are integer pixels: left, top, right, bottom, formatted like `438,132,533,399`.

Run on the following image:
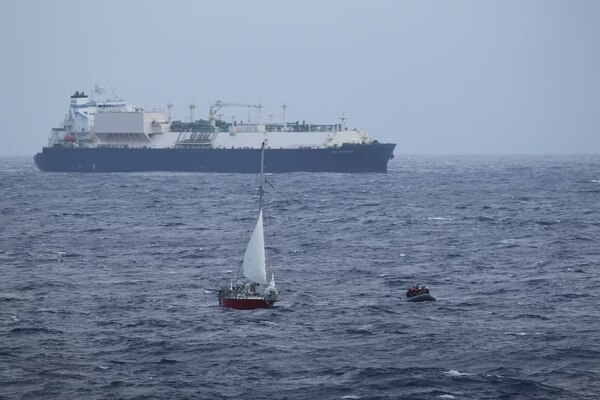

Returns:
1,154,599,399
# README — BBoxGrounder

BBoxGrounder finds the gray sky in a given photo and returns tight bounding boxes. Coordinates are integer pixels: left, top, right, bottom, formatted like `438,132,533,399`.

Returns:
1,0,599,155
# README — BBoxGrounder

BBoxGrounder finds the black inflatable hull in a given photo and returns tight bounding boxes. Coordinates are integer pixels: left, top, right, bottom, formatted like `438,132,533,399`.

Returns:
406,294,437,302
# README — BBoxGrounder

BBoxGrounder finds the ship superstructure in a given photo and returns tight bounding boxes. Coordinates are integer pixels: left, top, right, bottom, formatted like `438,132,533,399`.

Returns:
48,87,138,147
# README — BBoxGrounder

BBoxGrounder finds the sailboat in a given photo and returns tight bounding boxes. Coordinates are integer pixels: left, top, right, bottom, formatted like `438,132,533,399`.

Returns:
218,142,279,310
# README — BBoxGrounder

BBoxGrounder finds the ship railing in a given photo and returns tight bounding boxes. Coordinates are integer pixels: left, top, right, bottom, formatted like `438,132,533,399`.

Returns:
171,120,347,133
96,144,143,149
175,131,217,147
264,123,342,132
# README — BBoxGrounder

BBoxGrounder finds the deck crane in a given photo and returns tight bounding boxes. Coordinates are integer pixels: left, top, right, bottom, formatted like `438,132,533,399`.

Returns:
208,100,262,127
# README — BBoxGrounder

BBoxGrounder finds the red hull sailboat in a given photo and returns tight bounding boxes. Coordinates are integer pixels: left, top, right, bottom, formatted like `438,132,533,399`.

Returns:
219,142,279,310
219,294,276,310
218,270,278,310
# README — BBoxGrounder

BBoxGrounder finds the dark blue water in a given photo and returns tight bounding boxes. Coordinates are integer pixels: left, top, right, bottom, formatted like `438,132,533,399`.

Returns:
1,155,599,399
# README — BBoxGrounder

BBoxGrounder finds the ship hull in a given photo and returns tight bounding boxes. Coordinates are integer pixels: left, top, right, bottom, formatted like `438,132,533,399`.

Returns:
34,143,396,173
219,297,275,310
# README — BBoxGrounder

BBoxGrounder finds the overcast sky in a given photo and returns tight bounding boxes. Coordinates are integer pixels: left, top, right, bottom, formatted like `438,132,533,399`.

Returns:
1,0,598,155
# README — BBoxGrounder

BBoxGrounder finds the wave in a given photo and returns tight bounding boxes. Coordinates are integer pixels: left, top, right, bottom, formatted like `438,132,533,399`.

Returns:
344,326,374,336
82,227,104,233
9,327,63,335
159,221,187,227
158,358,179,364
443,369,476,377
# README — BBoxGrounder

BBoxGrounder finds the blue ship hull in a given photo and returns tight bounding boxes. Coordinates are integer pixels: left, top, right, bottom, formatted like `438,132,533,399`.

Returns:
34,143,396,173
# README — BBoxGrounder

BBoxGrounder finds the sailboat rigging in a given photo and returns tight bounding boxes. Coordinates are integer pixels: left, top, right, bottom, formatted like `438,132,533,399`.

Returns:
218,141,279,309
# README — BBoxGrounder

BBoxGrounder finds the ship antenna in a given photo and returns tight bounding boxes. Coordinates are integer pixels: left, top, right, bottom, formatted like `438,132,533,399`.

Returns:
167,102,173,124
258,103,263,125
340,112,347,130
282,103,287,131
189,102,196,122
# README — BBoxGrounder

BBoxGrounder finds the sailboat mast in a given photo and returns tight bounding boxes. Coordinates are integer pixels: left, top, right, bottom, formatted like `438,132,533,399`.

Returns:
259,141,265,212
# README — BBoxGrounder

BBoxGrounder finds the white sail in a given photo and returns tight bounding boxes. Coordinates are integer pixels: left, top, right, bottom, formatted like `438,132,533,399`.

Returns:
242,209,267,284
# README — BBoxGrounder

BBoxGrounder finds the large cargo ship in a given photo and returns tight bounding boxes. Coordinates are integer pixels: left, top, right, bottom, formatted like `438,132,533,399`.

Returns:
34,89,396,173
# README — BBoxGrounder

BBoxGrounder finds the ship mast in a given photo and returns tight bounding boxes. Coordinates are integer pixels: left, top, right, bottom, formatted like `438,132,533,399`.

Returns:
281,103,287,131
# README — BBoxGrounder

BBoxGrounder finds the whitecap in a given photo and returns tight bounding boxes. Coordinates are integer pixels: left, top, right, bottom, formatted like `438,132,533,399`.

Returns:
437,395,455,399
341,396,360,400
444,369,474,377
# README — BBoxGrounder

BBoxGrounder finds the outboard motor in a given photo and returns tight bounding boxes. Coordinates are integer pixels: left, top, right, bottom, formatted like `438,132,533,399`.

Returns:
263,286,278,301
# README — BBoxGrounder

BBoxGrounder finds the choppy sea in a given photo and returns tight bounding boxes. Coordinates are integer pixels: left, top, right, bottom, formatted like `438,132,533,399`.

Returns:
1,155,599,399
